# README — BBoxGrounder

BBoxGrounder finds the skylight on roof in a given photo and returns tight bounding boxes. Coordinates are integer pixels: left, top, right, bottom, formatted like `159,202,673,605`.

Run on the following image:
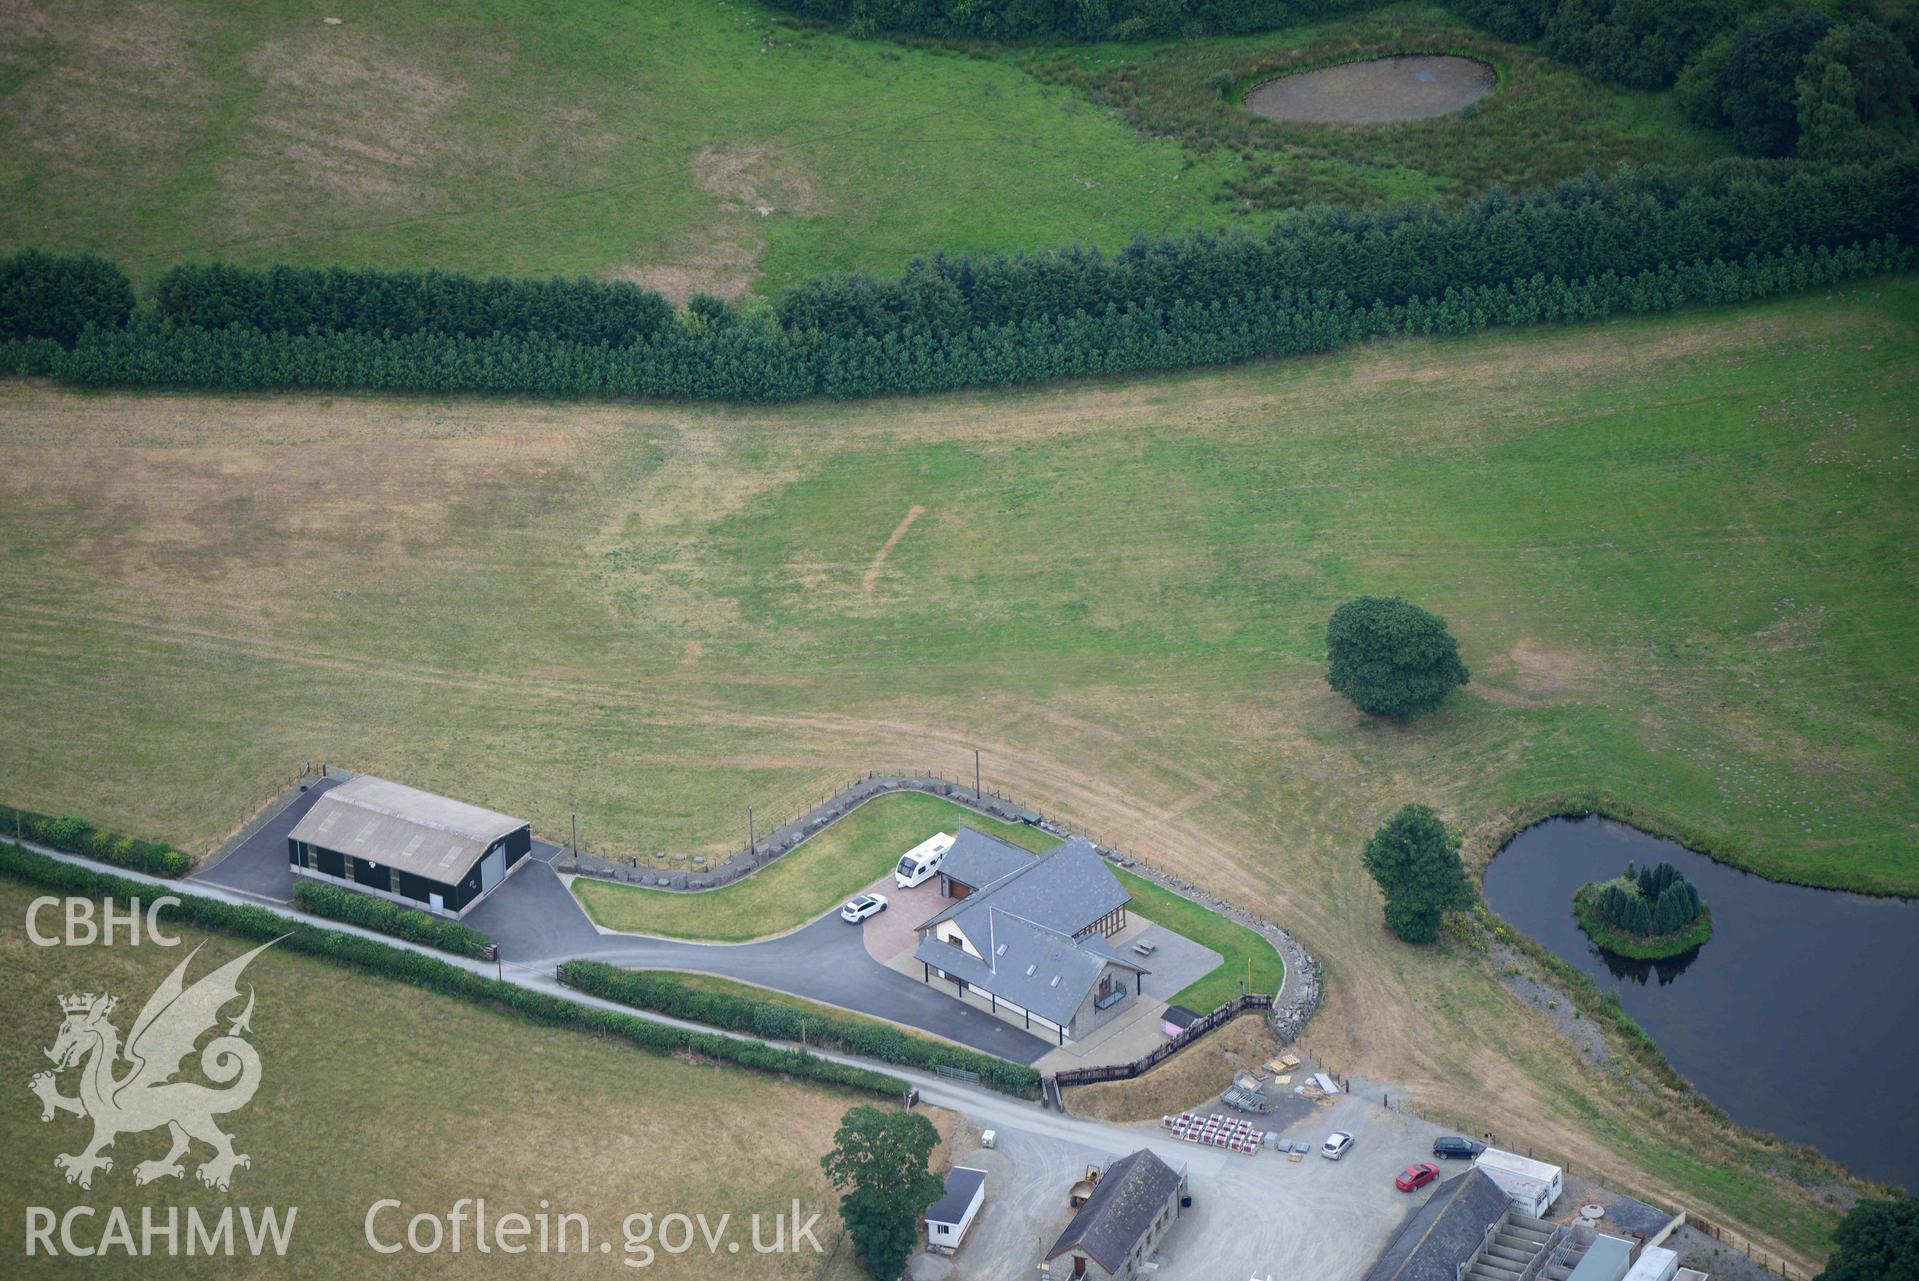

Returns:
1024,964,1036,976
1049,975,1060,986
995,943,1007,956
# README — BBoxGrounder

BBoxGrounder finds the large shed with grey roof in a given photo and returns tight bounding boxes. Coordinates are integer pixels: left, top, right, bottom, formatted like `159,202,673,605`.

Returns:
1044,1148,1185,1280
914,830,1145,1044
287,774,531,917
1362,1168,1513,1281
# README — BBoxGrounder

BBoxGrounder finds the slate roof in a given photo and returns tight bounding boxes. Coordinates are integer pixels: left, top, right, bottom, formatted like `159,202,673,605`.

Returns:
918,835,1128,941
938,827,1038,892
288,774,525,885
1046,1149,1183,1273
1363,1168,1512,1281
924,1167,986,1227
914,909,1145,1027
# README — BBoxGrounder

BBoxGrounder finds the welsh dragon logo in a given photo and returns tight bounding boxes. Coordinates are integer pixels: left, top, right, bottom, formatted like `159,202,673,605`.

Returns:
28,939,278,1191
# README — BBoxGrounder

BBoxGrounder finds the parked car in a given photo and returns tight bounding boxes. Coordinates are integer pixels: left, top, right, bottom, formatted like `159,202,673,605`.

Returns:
1432,1136,1486,1161
1396,1163,1440,1192
1320,1132,1353,1161
840,893,888,923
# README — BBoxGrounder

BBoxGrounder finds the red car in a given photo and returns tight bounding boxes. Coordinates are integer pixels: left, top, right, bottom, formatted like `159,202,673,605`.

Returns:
1395,1162,1440,1192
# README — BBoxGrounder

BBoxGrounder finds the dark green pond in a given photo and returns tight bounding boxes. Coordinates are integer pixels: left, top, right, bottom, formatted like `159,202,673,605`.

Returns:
1483,816,1919,1191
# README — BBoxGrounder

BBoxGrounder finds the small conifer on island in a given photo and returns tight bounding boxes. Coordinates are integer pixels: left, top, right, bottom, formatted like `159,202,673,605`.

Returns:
1574,859,1713,959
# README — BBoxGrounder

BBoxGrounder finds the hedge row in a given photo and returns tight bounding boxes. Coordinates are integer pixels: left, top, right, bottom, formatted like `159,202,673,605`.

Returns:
559,959,1042,1099
13,238,1906,402
0,842,907,1099
292,878,494,959
1,802,190,877
5,152,1913,401
151,261,678,347
764,0,1381,41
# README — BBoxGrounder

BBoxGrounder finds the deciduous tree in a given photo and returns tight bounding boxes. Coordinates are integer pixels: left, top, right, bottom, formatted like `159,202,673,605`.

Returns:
1325,597,1470,721
1363,804,1476,944
821,1106,946,1281
1817,1196,1919,1281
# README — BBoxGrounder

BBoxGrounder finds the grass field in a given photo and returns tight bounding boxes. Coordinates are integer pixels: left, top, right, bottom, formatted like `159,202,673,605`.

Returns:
1,282,1914,1265
1,0,1717,295
572,791,1051,941
0,878,885,1278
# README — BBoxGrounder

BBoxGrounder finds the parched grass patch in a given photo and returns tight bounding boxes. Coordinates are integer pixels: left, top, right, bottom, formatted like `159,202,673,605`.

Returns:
571,790,1053,941
1065,1013,1281,1123
1115,868,1286,1010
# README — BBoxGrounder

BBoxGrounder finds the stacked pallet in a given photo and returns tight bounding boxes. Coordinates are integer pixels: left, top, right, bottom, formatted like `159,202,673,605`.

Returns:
1161,1111,1265,1154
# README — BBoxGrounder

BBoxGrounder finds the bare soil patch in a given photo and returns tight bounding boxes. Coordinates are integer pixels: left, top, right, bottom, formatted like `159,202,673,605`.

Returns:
861,504,927,594
614,142,825,302
1246,55,1496,124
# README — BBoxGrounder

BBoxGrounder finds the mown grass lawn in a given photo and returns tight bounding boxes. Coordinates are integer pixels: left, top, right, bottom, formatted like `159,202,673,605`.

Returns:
0,878,869,1280
571,790,1052,941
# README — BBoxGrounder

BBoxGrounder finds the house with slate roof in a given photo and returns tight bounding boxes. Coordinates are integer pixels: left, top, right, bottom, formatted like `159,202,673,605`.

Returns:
913,829,1148,1045
1363,1168,1513,1281
1043,1148,1185,1280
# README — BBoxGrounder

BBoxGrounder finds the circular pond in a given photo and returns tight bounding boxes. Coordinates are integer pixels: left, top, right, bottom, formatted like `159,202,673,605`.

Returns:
1483,816,1919,1191
1245,55,1496,124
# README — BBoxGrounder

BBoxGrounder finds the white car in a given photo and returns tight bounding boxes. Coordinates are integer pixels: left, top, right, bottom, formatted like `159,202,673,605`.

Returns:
1321,1131,1354,1161
840,893,888,923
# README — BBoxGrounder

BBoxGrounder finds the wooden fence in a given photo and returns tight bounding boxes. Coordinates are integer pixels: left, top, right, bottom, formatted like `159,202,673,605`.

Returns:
1052,992,1275,1088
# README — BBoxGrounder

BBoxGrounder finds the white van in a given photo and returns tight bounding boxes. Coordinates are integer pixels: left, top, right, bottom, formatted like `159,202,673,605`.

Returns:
895,832,955,888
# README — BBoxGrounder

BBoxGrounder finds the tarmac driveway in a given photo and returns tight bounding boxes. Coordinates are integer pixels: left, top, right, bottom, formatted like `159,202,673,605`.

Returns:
464,859,1051,1064
190,775,344,902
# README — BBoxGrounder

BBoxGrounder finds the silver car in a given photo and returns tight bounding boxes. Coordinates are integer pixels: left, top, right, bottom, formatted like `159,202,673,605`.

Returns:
1321,1131,1354,1160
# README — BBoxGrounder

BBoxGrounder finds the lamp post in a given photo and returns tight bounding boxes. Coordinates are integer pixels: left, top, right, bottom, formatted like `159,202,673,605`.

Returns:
974,747,981,798
748,806,756,862
570,812,578,873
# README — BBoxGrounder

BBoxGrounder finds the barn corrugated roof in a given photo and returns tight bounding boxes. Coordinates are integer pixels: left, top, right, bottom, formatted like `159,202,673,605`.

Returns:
288,774,524,885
